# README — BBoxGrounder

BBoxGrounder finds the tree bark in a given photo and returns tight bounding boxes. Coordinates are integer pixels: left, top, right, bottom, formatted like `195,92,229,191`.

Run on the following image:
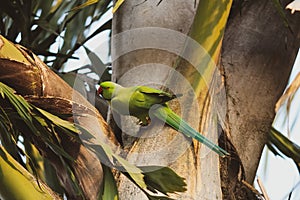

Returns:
112,0,300,199
222,0,300,184
112,0,231,199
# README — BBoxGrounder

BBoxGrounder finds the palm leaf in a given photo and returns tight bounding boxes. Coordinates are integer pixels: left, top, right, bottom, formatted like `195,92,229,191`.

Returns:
0,106,22,164
78,124,187,199
0,146,60,200
113,0,125,13
0,0,112,70
102,165,119,200
0,81,82,194
70,0,99,12
141,166,187,195
0,81,187,199
268,127,300,171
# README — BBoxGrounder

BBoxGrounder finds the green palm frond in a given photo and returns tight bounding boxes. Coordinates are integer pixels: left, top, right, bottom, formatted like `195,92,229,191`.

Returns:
113,0,125,13
0,81,81,195
0,0,112,70
268,127,300,171
270,71,300,171
101,165,119,200
70,0,99,12
0,146,61,200
0,81,187,199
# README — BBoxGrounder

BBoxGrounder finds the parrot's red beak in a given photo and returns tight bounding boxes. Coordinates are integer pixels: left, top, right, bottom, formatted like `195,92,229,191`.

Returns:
97,86,103,96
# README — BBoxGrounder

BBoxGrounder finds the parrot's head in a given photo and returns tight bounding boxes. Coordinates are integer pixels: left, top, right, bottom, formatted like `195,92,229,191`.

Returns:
97,81,118,101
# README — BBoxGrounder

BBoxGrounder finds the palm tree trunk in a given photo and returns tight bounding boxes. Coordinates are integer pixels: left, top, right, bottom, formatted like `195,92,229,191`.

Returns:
222,0,300,184
112,0,233,199
112,0,300,199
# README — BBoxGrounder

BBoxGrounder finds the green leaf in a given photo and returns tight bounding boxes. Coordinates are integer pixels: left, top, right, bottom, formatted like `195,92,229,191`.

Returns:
85,133,187,198
180,0,233,92
83,46,111,82
117,165,186,199
95,140,147,189
0,81,187,199
0,82,33,127
65,161,84,197
80,124,148,192
114,155,147,189
34,106,79,134
49,0,63,13
35,19,60,36
85,19,112,42
0,35,31,65
0,106,21,163
102,165,119,200
1,0,112,70
79,123,187,199
0,81,80,192
0,146,58,200
140,166,187,195
269,127,300,164
70,0,99,12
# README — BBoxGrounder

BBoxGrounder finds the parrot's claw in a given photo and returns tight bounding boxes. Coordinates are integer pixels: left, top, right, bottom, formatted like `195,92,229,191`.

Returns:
138,121,148,126
138,116,151,126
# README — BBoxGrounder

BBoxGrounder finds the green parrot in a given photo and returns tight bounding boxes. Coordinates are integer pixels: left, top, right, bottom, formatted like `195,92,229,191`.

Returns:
97,81,229,157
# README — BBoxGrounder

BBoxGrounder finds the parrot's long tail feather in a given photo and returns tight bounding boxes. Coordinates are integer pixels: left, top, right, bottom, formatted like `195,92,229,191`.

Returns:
152,105,229,157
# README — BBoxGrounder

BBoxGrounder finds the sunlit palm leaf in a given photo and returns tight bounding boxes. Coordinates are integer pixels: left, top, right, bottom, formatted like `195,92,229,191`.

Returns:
0,35,32,65
0,146,60,200
70,0,99,12
113,0,125,13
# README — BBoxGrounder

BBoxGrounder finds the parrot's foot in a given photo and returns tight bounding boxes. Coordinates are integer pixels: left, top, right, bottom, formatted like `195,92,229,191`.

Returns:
138,116,151,126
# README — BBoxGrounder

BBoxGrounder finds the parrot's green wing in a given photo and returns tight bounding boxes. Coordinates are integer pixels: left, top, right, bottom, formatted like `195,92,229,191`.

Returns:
138,86,174,97
130,86,181,109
